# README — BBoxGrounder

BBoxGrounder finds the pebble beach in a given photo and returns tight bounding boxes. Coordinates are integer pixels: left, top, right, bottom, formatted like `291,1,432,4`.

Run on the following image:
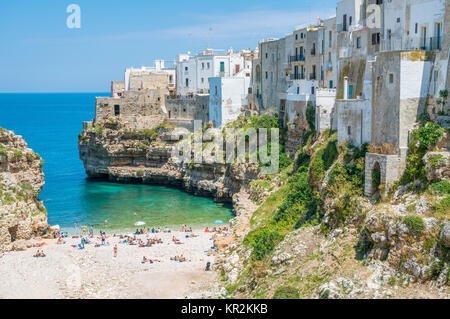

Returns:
0,229,226,299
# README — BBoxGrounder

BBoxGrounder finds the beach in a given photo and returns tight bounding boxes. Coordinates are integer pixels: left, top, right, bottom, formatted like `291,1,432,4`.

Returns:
0,229,225,299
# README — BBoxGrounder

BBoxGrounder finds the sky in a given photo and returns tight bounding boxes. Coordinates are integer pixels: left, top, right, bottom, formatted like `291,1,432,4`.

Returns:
0,0,337,93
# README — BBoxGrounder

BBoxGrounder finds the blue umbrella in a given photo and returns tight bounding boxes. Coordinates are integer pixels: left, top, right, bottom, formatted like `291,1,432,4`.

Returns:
214,220,224,224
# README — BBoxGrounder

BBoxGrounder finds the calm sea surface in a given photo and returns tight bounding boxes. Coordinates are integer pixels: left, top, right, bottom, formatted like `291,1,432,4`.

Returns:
0,93,233,232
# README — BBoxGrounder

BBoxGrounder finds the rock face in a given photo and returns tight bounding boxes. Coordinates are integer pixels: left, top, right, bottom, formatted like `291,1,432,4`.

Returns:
0,128,48,252
423,151,450,182
78,120,259,203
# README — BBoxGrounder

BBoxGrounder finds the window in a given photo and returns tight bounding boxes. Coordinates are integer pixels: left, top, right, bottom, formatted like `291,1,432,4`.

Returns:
311,86,315,95
114,105,120,116
357,37,361,48
389,74,394,83
329,31,332,47
397,17,400,23
185,66,188,71
295,34,298,40
349,16,352,26
220,61,225,72
265,53,268,59
372,32,380,45
301,33,304,39
297,87,300,94
207,62,210,69
347,126,351,135
202,62,204,69
201,78,204,83
215,86,218,95
185,78,189,87
415,23,418,34
329,80,333,88
265,71,268,79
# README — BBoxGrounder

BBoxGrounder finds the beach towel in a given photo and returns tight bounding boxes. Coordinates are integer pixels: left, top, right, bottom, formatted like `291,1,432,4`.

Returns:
78,244,84,250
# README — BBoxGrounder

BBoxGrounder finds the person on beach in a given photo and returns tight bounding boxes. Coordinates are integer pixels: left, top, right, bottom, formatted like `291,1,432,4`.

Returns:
104,219,108,227
113,245,117,257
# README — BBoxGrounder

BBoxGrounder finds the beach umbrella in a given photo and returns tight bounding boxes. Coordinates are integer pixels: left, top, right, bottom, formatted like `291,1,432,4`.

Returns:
135,221,146,226
214,220,224,224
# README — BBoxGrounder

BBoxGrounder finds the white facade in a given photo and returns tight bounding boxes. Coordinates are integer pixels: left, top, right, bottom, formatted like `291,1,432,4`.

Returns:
209,77,251,127
176,49,253,96
315,88,337,132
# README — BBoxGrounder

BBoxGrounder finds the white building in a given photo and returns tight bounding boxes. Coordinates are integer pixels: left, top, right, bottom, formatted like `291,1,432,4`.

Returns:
176,48,253,96
209,76,251,128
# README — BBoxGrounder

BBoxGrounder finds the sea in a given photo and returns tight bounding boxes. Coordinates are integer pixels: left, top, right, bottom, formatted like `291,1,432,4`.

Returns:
0,93,233,232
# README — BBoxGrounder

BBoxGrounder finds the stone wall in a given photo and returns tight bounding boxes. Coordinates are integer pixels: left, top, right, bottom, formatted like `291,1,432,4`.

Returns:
129,72,170,91
166,94,209,128
111,81,124,98
336,98,371,146
95,89,168,130
364,153,406,196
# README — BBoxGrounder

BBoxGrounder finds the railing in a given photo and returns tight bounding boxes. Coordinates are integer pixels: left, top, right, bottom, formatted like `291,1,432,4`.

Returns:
290,73,305,80
289,55,305,63
337,23,346,32
381,35,444,52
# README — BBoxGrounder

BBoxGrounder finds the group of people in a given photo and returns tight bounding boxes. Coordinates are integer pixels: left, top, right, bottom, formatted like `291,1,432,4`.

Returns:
33,249,46,258
204,226,228,233
170,255,187,262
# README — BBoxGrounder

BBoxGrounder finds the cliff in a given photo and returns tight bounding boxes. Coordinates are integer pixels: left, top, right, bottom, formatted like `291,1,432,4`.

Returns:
78,119,259,202
212,125,449,299
0,127,48,252
78,117,449,299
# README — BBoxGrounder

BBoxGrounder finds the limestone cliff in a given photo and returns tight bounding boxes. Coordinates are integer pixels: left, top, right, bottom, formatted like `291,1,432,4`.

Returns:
0,127,48,252
78,119,259,203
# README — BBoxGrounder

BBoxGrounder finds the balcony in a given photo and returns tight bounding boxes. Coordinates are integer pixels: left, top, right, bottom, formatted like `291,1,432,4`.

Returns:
337,23,347,32
380,35,444,52
290,73,305,80
289,55,305,63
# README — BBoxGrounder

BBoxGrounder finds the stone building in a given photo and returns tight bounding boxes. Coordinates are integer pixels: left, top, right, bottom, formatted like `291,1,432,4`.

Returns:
166,94,210,131
95,89,167,130
124,60,176,93
257,38,288,113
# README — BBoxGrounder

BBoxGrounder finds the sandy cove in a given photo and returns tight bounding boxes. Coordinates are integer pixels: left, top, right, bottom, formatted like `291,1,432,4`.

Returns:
0,229,225,299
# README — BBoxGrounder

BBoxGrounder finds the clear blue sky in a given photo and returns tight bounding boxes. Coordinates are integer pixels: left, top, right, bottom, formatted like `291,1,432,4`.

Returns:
0,0,337,92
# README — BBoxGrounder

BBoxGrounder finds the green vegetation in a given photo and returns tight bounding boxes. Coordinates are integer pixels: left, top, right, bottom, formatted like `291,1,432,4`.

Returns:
403,215,425,237
136,170,144,177
400,122,445,186
272,286,299,299
428,154,445,168
429,180,450,195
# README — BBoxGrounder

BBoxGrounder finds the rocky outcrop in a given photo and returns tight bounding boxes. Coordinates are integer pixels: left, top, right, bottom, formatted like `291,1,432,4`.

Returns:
78,121,259,203
423,151,450,182
0,128,48,252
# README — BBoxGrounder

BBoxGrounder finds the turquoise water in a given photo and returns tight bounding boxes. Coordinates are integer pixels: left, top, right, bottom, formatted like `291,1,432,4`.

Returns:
0,93,233,231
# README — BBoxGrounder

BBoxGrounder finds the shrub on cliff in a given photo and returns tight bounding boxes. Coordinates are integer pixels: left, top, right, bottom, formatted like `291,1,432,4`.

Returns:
400,122,446,186
272,286,299,299
308,132,338,188
403,215,425,237
245,228,283,260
